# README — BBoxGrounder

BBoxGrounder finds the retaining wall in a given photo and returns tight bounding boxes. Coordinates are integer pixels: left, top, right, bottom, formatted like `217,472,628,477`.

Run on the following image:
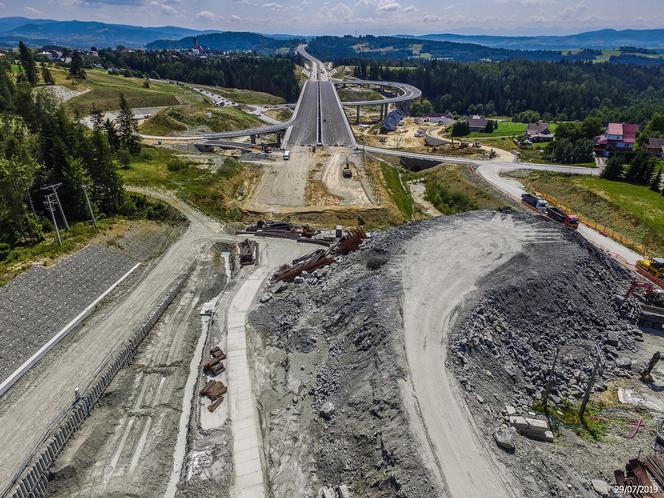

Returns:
1,268,193,498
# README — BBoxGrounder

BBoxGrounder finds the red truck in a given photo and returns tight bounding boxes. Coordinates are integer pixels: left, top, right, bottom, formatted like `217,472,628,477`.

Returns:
546,206,579,230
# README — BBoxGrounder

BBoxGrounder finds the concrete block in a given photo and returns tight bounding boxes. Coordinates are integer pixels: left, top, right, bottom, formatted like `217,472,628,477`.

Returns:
509,416,528,430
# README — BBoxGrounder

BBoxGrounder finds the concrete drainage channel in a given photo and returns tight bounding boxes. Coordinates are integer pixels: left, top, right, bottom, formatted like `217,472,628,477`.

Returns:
2,267,193,498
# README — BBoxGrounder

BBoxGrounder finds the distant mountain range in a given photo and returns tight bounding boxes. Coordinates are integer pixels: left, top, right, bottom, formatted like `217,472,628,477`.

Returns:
146,32,303,54
399,29,664,51
0,17,217,48
1,16,664,57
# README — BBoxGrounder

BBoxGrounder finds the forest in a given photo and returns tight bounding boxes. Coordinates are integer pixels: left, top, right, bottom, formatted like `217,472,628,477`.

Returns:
349,59,664,122
97,50,301,102
0,43,170,258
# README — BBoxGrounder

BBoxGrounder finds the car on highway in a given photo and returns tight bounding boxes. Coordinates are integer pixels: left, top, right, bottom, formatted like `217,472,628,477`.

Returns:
283,150,290,160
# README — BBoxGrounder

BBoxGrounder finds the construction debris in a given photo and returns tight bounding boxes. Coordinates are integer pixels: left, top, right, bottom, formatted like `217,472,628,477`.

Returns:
200,380,227,401
273,227,367,283
239,239,258,266
203,346,226,375
615,456,664,498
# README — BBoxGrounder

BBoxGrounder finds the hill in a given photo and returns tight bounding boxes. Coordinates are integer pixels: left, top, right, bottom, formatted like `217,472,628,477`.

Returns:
403,29,664,51
0,18,216,48
146,31,302,54
306,35,594,63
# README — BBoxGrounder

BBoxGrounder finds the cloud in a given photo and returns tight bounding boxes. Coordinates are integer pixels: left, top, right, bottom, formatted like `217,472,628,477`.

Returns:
0,2,5,8
78,0,145,5
149,0,179,15
377,0,400,11
422,14,441,23
262,1,283,9
402,4,416,12
24,6,45,15
196,10,223,21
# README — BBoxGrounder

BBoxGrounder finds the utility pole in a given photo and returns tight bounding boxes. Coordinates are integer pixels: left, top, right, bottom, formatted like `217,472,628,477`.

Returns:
81,184,97,227
579,346,602,421
44,194,62,246
542,348,559,412
41,183,69,230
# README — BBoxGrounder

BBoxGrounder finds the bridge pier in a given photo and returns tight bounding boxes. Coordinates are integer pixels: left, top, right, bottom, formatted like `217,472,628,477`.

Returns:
356,107,360,125
276,131,283,148
250,134,256,144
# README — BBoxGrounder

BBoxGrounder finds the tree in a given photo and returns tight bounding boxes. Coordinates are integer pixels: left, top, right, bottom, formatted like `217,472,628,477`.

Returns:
69,52,87,79
104,118,120,151
0,156,42,244
117,94,141,154
624,151,655,185
451,120,470,137
143,77,150,89
601,154,625,180
18,41,38,86
41,62,55,85
650,170,662,192
89,106,104,132
86,129,124,213
484,120,496,133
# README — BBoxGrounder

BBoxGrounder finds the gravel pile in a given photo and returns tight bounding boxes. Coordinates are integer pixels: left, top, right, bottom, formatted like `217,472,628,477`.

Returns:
250,219,442,498
251,211,647,498
448,226,645,497
0,245,136,381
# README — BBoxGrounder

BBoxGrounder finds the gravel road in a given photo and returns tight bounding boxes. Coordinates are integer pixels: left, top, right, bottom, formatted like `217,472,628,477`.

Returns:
401,212,530,498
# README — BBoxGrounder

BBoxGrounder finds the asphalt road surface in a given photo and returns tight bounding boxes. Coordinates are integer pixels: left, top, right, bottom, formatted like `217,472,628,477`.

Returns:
287,81,319,147
319,80,354,146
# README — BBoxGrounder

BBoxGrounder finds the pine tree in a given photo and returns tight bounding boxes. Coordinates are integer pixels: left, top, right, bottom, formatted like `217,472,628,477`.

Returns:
86,130,124,213
18,42,38,86
68,52,86,79
41,62,55,85
103,118,120,151
116,94,140,154
89,105,104,132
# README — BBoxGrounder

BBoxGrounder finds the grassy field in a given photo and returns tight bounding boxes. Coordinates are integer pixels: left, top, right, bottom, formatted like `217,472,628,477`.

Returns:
520,171,664,255
140,105,265,135
482,136,595,167
379,161,414,219
337,87,384,102
120,147,251,221
264,107,293,121
467,121,528,138
204,86,285,105
51,68,194,115
414,164,507,214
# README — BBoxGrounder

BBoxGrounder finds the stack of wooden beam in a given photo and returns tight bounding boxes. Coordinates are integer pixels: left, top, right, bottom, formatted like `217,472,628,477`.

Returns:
200,380,227,413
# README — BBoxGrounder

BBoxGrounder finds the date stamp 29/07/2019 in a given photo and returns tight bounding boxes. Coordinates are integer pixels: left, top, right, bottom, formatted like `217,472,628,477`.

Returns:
614,484,660,495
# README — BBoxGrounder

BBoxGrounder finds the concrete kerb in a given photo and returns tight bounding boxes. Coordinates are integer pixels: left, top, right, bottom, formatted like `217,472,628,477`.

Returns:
0,262,142,400
3,267,193,498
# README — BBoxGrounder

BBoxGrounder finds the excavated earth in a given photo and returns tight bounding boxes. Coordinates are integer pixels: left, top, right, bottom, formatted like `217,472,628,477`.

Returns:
249,209,649,498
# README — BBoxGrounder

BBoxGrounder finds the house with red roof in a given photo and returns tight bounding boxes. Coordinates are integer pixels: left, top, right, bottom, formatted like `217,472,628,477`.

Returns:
594,122,639,157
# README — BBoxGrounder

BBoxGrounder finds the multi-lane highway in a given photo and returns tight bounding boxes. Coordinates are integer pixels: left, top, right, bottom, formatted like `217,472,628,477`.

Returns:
286,46,355,147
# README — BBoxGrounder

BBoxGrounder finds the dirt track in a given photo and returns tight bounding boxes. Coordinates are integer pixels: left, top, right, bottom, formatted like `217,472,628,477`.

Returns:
401,213,544,497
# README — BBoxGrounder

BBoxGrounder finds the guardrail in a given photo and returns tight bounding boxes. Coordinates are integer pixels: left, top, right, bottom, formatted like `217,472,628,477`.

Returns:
2,267,193,498
530,189,650,257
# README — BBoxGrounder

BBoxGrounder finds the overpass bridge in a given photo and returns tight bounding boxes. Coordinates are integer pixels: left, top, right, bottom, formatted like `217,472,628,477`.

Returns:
159,45,422,149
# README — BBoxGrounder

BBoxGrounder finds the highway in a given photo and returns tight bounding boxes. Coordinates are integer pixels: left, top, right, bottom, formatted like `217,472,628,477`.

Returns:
333,79,421,106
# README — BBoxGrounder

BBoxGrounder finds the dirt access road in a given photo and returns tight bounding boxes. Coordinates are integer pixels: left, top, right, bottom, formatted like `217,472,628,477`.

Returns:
0,190,231,494
401,213,553,497
244,146,375,213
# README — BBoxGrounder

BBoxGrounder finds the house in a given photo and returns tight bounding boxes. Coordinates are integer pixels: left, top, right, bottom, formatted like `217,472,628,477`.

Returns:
526,121,554,142
646,137,664,158
468,115,488,132
381,108,406,133
593,122,639,156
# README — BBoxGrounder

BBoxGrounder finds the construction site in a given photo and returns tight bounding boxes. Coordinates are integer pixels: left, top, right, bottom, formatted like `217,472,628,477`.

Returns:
4,50,664,498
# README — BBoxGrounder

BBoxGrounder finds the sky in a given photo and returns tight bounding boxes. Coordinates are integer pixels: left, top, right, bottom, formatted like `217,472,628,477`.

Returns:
3,0,664,36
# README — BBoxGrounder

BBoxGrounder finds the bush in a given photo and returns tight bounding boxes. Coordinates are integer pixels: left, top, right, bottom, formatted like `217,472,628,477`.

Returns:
0,242,10,261
166,158,188,172
451,120,470,137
